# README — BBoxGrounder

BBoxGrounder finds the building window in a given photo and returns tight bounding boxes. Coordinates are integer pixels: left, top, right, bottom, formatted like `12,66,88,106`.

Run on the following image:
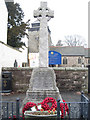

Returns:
88,59,90,64
63,57,67,64
78,57,81,64
22,62,27,67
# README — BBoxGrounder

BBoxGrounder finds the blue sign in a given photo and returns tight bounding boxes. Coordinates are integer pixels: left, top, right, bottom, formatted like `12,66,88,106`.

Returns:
49,51,62,65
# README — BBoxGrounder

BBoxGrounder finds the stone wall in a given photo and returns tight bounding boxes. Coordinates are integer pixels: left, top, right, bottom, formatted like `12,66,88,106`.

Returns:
54,67,88,92
2,67,88,92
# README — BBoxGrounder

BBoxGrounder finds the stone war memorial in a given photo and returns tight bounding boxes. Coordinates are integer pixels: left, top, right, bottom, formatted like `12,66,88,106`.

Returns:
22,1,62,110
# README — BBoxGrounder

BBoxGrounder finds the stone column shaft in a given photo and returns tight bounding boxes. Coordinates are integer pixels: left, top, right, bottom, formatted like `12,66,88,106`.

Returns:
39,18,48,67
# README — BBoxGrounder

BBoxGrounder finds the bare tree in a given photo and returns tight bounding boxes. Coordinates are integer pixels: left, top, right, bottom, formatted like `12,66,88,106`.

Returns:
56,40,63,46
64,35,87,47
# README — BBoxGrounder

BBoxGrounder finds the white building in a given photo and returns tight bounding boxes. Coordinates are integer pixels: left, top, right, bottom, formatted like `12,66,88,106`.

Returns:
88,1,90,48
0,0,8,44
0,0,28,68
0,42,28,67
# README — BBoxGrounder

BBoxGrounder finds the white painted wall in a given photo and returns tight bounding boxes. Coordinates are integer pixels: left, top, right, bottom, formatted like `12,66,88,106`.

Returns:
0,0,8,93
88,1,90,48
0,43,28,67
0,0,28,68
0,0,8,44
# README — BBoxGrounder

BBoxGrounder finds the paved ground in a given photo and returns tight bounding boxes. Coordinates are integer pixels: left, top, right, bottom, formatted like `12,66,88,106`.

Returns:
2,91,82,102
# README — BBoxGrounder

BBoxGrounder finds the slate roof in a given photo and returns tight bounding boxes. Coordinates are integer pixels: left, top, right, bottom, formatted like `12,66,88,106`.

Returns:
50,46,90,57
5,0,14,2
84,48,90,58
32,20,40,27
0,41,22,52
28,21,51,33
29,20,40,31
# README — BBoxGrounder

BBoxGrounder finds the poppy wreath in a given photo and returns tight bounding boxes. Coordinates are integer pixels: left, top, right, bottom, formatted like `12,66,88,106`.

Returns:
60,100,69,118
63,99,69,114
22,97,69,118
39,97,69,118
39,97,57,111
22,102,38,116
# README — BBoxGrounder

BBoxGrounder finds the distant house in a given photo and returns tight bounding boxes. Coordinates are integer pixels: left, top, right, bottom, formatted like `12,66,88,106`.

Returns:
50,46,90,67
28,44,90,67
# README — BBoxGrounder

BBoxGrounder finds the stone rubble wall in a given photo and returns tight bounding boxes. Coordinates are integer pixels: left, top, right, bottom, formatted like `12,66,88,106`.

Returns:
2,67,88,93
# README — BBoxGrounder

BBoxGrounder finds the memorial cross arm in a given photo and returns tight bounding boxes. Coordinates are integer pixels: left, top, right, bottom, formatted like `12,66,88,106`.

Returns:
33,2,54,21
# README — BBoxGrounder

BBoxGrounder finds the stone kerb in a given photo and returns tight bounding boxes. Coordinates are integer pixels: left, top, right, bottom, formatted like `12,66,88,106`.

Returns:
2,67,88,71
53,67,88,71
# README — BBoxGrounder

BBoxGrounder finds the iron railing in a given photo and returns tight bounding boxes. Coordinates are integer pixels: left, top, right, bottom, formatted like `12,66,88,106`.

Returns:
1,92,90,119
1,98,20,119
57,92,90,119
81,92,89,118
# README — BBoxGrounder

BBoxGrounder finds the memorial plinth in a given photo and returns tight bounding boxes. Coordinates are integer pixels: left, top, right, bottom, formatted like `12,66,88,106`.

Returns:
23,67,61,104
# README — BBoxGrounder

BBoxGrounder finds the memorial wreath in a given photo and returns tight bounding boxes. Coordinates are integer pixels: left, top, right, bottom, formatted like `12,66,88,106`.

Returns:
22,97,69,118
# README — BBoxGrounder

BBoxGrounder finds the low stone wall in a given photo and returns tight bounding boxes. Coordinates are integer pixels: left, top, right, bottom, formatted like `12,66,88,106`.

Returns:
54,67,88,92
2,67,88,92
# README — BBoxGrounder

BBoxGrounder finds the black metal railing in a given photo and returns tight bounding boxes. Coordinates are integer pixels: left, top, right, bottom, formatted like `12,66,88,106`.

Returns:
1,98,20,119
57,92,90,119
81,91,89,118
57,101,88,119
1,92,90,119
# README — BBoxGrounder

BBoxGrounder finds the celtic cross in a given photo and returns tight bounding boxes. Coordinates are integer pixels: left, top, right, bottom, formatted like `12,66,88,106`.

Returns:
34,2,54,67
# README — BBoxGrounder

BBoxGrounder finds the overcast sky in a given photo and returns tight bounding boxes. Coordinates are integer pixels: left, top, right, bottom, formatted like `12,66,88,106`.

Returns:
14,0,88,46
